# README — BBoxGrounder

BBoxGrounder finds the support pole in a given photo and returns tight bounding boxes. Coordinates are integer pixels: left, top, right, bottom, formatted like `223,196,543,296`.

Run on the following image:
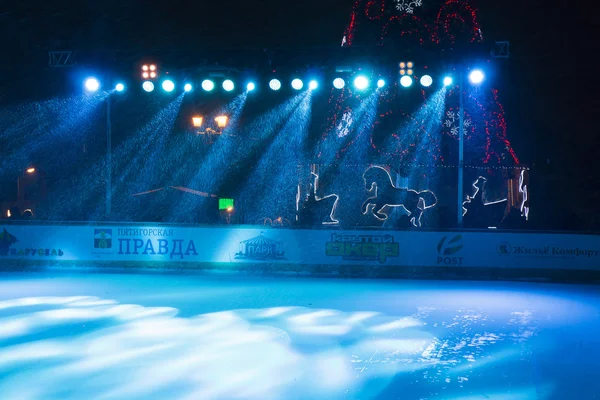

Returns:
457,72,465,227
106,95,112,219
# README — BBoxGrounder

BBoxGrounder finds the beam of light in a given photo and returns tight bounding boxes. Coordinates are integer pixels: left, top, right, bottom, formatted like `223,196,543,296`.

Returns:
269,79,281,91
237,92,311,223
420,75,433,87
184,83,193,92
0,94,108,185
162,80,175,92
202,80,215,91
333,78,345,89
353,76,369,90
443,76,453,86
142,81,154,92
96,95,185,219
84,77,100,92
469,69,485,85
222,80,234,92
291,79,303,90
115,83,125,92
400,76,413,88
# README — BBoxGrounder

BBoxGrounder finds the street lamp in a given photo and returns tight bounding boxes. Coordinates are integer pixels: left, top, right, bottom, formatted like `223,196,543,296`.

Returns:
26,167,36,174
215,116,228,129
192,116,203,128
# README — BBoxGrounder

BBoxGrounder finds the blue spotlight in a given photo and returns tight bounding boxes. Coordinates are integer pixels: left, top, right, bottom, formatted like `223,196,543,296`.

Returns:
333,78,345,89
291,79,303,90
443,76,453,86
377,79,385,88
202,79,215,91
223,79,234,91
400,75,413,88
469,69,485,84
162,80,175,92
269,79,281,91
420,75,433,87
142,81,155,92
353,76,369,90
84,77,100,92
309,80,318,90
115,83,125,92
247,82,255,91
184,83,192,92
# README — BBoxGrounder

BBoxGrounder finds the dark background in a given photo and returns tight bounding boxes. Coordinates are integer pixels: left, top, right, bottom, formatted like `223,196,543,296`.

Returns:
0,0,596,228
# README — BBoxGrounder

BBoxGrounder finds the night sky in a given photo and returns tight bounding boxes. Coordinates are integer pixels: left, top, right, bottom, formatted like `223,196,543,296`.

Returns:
0,0,596,225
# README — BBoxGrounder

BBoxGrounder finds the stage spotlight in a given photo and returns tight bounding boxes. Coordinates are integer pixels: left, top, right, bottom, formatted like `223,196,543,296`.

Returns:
247,82,256,91
142,81,154,92
142,72,149,79
184,83,192,92
149,65,156,71
269,79,281,90
115,83,125,92
353,76,369,90
333,78,345,89
223,79,234,91
400,75,413,87
377,79,385,88
162,80,175,92
202,79,215,91
420,75,433,87
142,65,149,71
443,76,453,86
291,79,303,90
309,80,318,90
469,69,485,84
84,77,100,92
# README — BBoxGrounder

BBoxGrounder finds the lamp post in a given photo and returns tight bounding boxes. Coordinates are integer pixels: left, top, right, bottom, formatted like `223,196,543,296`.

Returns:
457,72,464,227
106,95,112,218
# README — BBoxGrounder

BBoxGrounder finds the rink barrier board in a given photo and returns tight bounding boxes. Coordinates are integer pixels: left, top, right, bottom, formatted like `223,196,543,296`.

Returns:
1,224,599,277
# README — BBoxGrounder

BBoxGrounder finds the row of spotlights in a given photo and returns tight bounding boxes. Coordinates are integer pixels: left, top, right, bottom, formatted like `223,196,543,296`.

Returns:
85,70,483,94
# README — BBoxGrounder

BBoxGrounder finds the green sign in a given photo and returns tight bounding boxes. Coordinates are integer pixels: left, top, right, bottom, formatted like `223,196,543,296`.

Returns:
219,198,234,210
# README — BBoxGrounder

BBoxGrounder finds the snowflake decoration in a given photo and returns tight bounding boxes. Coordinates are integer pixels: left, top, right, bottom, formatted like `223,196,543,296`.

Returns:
444,111,472,138
395,0,423,14
336,110,353,138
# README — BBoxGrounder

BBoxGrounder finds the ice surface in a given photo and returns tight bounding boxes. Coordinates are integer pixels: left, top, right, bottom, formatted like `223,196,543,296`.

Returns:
0,271,599,399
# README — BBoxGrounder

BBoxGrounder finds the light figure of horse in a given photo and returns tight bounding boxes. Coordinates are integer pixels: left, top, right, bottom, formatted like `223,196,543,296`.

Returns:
361,166,437,227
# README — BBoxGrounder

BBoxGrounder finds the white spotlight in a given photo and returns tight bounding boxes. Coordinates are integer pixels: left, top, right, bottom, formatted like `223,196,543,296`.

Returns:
269,79,281,91
142,81,154,92
202,80,215,91
247,82,255,91
309,80,318,90
333,78,345,89
420,75,433,87
84,78,100,92
469,69,485,84
115,83,125,92
443,76,453,86
162,80,175,92
223,80,234,91
353,76,369,90
400,75,413,88
184,83,192,92
291,79,303,90
377,79,385,88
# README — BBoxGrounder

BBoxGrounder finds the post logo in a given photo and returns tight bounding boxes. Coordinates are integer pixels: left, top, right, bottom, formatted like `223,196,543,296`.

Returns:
437,234,464,265
94,229,112,249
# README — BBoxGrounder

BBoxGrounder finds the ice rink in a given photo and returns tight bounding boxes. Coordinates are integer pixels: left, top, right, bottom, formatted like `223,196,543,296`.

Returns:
0,271,599,399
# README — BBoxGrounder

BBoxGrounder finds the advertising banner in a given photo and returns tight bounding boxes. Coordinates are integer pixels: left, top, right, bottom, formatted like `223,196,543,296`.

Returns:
1,224,599,271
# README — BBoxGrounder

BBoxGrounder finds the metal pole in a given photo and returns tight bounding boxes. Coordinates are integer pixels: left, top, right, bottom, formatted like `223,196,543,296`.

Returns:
106,95,112,219
457,72,464,227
